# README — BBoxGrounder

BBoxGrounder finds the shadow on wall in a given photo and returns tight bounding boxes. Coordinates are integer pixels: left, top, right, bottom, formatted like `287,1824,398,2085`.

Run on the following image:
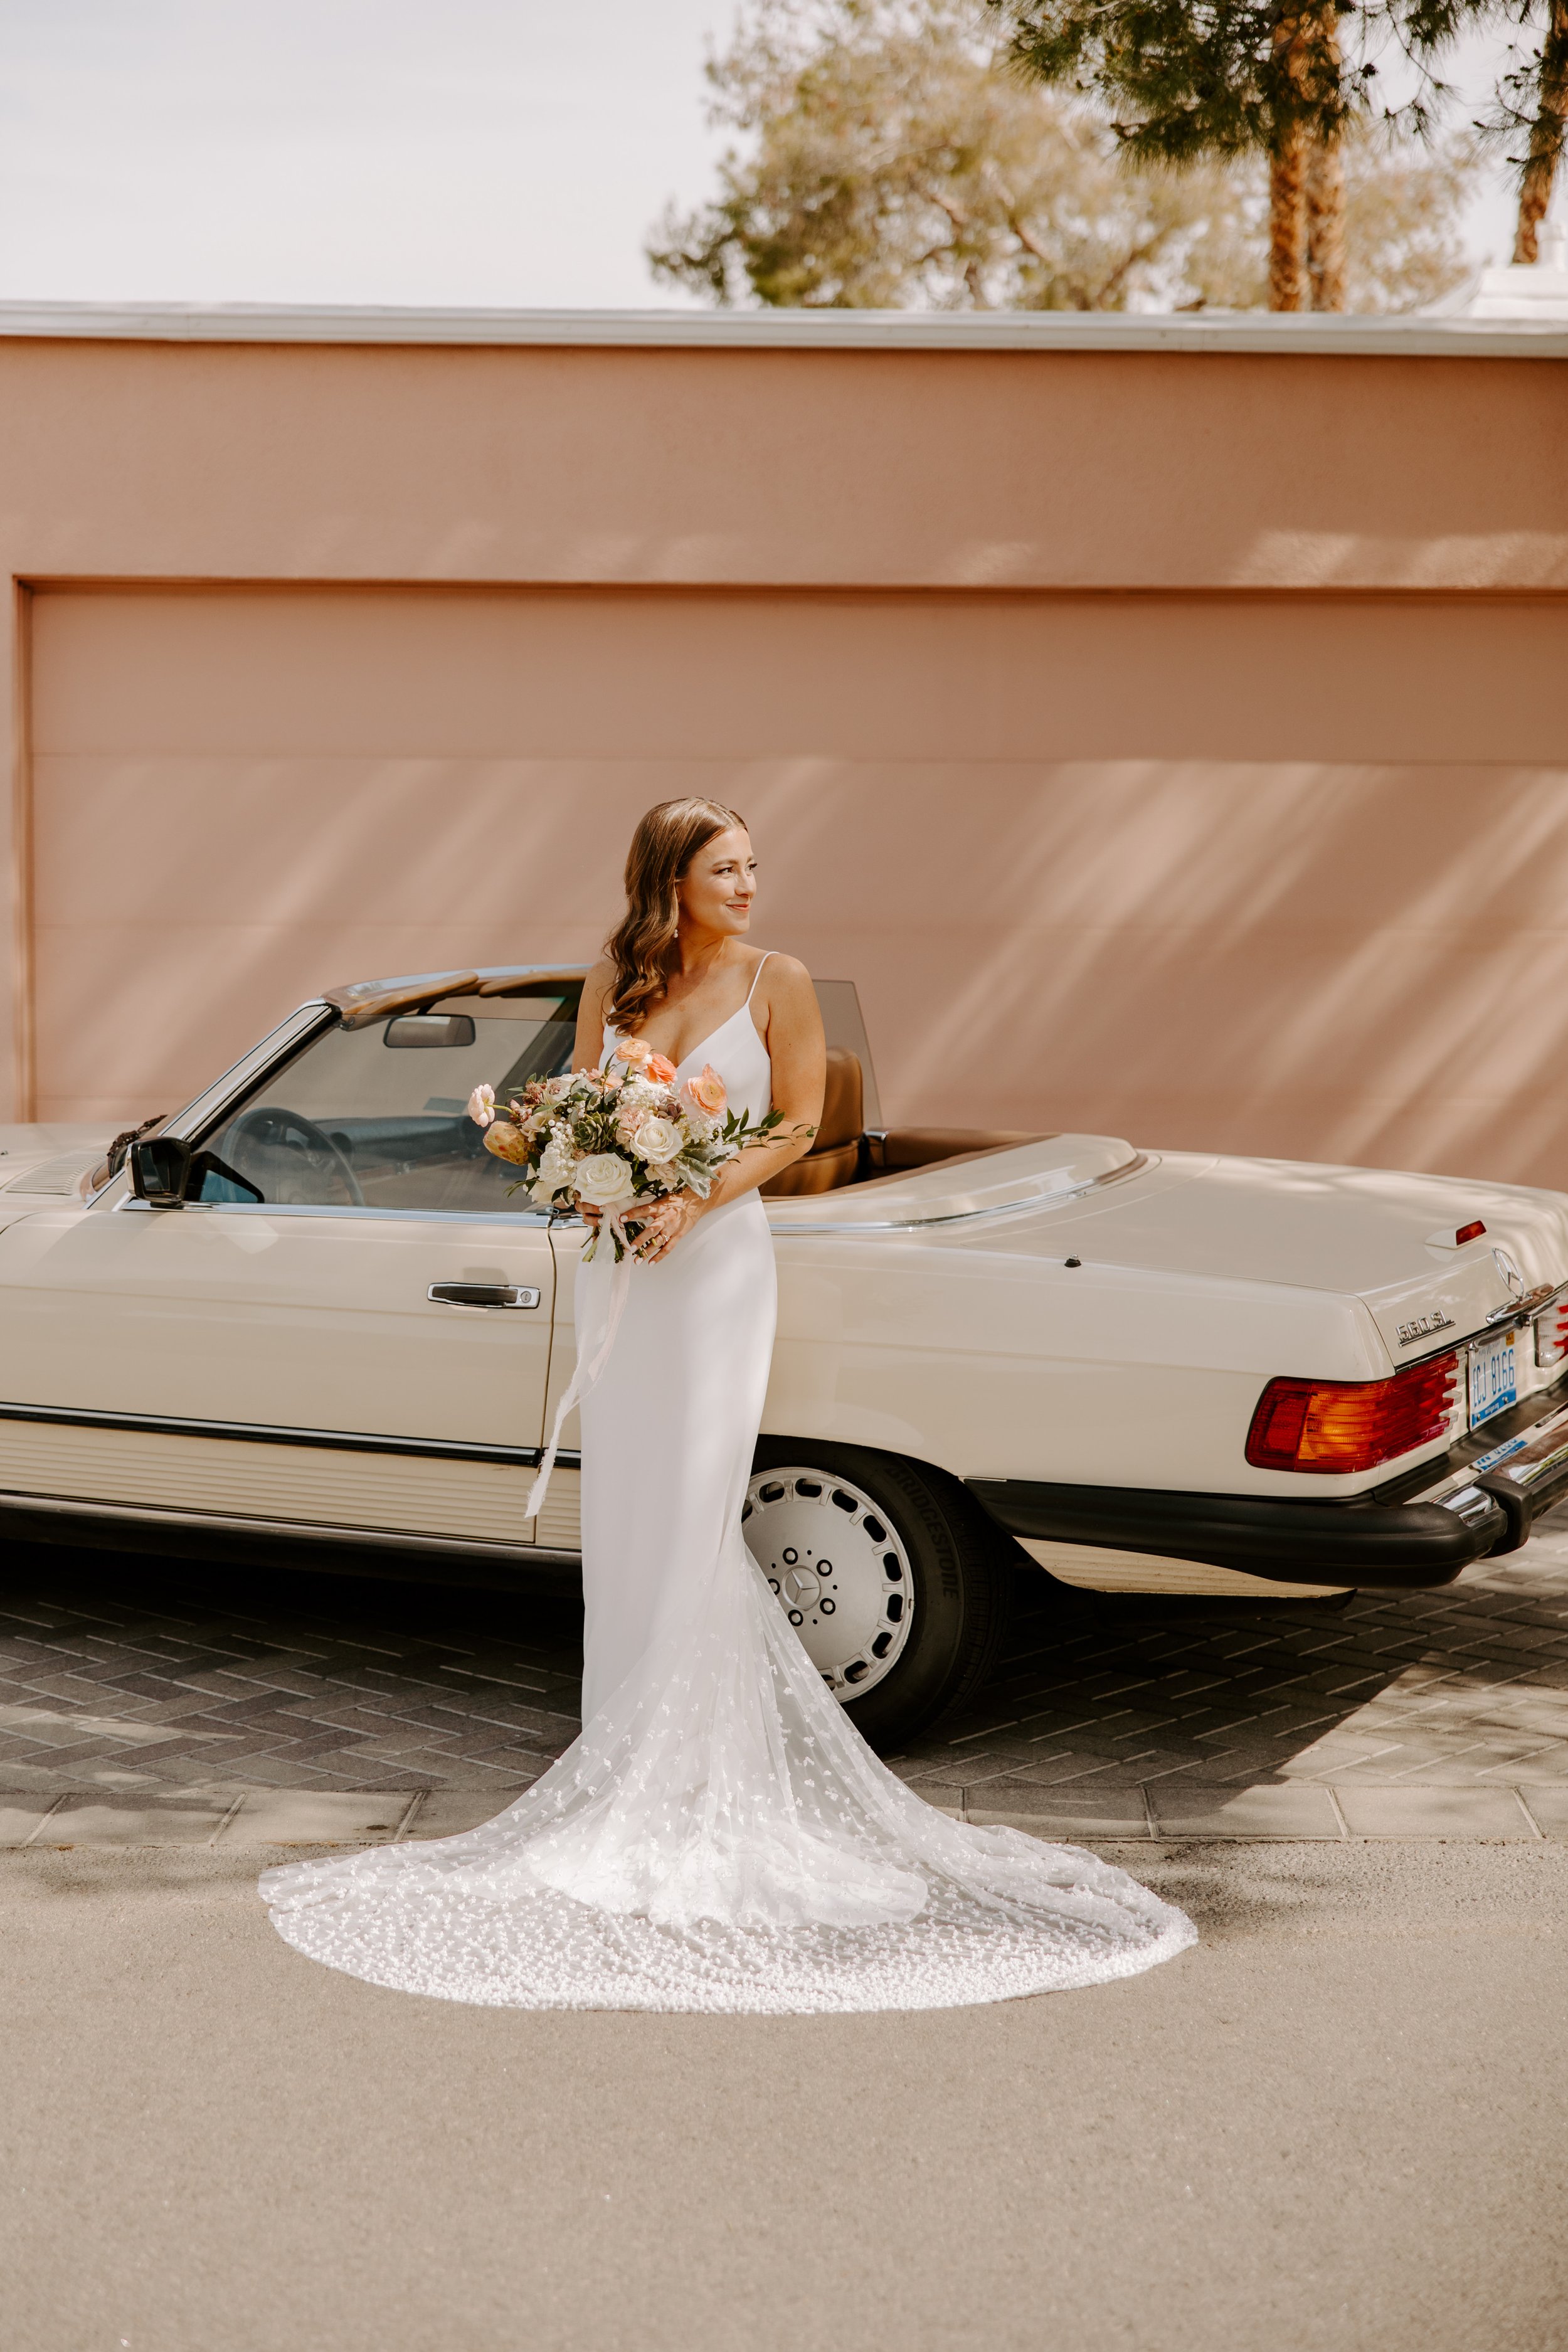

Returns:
28,586,1568,1189
737,752,1568,1188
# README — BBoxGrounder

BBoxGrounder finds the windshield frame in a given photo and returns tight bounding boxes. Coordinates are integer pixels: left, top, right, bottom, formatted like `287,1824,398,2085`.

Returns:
98,996,571,1223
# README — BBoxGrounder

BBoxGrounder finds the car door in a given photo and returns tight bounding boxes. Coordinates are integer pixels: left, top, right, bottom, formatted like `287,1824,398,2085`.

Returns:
0,988,580,1554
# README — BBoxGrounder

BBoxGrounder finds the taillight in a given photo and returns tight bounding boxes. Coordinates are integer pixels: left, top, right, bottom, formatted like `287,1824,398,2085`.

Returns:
1536,1300,1568,1369
1246,1352,1460,1473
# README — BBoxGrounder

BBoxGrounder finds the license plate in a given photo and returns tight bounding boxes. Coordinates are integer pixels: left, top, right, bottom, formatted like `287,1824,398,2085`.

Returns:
1469,1331,1518,1429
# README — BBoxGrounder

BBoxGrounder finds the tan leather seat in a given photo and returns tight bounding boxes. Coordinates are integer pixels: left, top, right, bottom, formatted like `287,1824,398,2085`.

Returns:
761,1048,862,1197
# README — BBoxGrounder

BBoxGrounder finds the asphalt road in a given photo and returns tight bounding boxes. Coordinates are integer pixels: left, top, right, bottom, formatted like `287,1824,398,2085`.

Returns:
3,1838,1565,2352
4,1522,1567,2350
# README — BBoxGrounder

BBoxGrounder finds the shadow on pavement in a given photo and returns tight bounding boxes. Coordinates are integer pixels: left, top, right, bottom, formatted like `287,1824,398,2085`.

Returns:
0,1513,1564,1808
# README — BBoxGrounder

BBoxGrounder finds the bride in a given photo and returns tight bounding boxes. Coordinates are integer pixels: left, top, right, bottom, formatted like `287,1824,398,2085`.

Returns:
260,798,1195,2011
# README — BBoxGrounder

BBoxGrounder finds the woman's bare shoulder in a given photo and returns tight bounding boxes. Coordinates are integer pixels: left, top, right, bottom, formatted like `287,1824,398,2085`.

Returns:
756,953,820,1026
757,950,812,991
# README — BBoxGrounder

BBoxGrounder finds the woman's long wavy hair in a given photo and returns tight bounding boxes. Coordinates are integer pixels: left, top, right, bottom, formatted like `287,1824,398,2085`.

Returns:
604,798,749,1034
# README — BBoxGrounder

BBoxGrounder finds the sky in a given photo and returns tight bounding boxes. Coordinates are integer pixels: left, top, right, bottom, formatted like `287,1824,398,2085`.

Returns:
0,0,1544,311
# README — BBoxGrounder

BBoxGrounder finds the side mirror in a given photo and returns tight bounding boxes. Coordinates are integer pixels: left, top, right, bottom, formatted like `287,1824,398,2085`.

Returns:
130,1136,193,1207
129,1139,265,1209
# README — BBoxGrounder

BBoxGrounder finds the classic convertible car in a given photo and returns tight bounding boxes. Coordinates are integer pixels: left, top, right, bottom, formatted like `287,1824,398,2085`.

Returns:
2,963,1567,1745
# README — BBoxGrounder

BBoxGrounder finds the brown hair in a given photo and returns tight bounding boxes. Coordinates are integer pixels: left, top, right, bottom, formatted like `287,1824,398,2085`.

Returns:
604,798,749,1033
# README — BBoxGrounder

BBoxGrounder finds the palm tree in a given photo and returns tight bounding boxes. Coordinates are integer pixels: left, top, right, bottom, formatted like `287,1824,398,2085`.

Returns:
1488,0,1568,263
649,0,1476,315
990,0,1462,310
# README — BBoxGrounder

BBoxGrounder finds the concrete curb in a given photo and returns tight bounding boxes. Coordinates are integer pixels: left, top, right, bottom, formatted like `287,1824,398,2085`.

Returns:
1,1781,1564,1848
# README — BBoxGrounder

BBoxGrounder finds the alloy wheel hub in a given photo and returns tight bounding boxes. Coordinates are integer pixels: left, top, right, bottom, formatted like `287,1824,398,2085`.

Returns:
743,1467,915,1701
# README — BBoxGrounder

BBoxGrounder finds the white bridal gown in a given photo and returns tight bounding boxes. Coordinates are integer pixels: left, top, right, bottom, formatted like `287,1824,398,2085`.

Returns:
260,964,1195,2011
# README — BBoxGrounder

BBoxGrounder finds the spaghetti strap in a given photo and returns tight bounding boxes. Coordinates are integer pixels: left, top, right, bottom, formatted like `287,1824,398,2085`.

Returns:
744,951,775,1010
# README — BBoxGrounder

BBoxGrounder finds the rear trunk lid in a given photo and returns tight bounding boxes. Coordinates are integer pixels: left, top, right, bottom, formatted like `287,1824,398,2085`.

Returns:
768,1135,1568,1367
999,1147,1568,1364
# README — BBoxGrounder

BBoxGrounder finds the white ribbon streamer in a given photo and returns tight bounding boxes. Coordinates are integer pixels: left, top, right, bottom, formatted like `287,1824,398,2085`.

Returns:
524,1209,635,1525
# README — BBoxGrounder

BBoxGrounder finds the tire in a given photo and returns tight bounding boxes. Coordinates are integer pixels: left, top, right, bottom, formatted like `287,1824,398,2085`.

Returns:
746,1438,1011,1747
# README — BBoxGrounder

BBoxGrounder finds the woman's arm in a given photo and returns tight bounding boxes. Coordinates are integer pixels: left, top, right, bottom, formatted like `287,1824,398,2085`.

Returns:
569,962,620,1241
571,958,617,1074
628,955,825,1263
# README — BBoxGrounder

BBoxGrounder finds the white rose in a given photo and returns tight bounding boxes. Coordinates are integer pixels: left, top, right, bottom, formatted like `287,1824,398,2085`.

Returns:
574,1152,637,1207
634,1115,680,1165
467,1083,495,1128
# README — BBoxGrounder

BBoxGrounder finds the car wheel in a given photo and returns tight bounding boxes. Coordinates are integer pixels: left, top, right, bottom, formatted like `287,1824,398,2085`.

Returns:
746,1439,1010,1747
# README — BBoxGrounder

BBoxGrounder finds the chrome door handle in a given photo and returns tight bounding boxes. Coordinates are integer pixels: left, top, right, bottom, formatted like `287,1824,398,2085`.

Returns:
427,1283,541,1311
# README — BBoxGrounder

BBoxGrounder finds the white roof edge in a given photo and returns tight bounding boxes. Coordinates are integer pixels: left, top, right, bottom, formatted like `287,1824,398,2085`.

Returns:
0,300,1562,358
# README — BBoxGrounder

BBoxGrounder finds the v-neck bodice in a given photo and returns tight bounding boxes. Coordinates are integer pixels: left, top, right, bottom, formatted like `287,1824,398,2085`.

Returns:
601,959,774,1125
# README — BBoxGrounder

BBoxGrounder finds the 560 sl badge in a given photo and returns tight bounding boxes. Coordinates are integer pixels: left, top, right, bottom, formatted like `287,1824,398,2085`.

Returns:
1397,1311,1456,1347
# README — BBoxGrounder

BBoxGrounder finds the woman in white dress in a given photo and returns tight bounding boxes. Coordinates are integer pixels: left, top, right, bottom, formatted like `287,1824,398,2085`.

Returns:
260,799,1195,2011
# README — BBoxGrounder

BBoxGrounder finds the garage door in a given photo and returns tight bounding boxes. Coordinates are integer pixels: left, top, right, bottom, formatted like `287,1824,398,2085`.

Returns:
27,584,1568,1186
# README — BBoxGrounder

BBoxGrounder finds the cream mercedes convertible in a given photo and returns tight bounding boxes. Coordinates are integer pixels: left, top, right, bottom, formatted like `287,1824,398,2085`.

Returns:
2,965,1567,1745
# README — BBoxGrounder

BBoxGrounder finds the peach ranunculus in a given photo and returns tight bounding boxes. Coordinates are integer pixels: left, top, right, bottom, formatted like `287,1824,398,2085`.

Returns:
686,1064,727,1116
645,1052,678,1086
467,1083,496,1128
615,1036,652,1069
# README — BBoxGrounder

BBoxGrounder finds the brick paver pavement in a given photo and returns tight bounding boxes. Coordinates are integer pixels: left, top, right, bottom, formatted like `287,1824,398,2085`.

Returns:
907,1514,1568,1813
1,1505,1567,1825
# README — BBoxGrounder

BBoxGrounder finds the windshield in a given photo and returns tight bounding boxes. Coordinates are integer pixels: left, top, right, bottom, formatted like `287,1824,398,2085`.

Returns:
196,988,581,1212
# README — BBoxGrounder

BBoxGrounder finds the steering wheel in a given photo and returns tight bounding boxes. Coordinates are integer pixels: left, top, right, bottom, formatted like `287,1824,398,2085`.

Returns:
225,1106,365,1208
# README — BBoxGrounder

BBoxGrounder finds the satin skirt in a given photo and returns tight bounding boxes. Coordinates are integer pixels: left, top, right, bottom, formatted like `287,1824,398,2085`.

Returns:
578,1191,776,1724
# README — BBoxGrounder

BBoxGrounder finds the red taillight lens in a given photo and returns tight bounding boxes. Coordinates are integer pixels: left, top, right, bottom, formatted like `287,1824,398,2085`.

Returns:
1246,1352,1459,1473
1536,1302,1568,1370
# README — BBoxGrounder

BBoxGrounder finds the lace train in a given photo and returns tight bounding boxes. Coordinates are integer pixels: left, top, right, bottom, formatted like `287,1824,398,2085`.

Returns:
260,1532,1195,2013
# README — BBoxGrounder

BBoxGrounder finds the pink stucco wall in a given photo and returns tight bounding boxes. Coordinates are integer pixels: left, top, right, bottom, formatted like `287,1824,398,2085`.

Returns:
3,322,1566,1181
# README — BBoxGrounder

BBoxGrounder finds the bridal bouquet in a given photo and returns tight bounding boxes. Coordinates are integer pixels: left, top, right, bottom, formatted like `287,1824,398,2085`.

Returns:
467,1041,792,1261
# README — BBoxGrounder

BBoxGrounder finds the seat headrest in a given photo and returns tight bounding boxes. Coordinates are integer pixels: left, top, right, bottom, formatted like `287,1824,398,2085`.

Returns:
812,1048,863,1153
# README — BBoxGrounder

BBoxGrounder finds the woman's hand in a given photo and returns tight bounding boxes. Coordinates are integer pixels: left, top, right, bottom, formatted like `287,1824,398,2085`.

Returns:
578,1194,704,1263
625,1192,707,1264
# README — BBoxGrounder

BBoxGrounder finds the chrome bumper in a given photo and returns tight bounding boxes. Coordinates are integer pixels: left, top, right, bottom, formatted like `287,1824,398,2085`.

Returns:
1404,1389,1568,1554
